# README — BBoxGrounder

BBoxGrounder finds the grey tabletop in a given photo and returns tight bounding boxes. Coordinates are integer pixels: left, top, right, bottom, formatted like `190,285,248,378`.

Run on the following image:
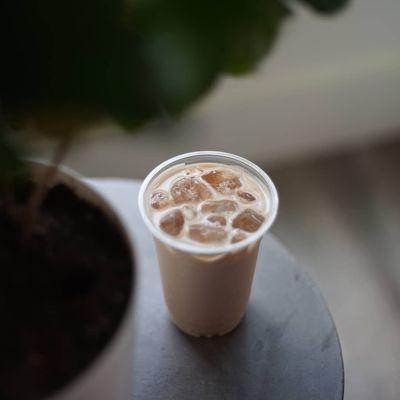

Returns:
87,178,344,400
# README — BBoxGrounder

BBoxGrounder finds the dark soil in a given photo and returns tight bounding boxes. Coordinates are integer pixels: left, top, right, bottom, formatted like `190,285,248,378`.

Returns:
0,182,133,400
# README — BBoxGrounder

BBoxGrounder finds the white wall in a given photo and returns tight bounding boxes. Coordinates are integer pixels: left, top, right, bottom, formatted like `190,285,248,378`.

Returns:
38,0,400,178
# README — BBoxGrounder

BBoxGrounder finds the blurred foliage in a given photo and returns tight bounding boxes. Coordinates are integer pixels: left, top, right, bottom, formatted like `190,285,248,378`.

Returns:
0,0,349,173
0,134,21,184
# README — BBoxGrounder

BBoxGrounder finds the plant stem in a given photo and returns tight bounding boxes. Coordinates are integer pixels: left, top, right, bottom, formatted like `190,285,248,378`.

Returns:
23,135,72,239
1,183,13,213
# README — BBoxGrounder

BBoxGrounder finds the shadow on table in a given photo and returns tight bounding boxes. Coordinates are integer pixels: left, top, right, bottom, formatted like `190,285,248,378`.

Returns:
171,305,288,399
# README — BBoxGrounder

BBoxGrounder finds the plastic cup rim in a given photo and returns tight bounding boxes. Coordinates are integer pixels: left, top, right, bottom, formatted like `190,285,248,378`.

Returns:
138,151,279,255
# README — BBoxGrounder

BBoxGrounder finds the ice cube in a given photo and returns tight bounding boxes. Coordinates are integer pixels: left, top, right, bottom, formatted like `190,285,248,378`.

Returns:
207,215,226,226
231,232,247,243
232,208,265,232
150,190,170,209
189,224,227,243
159,209,184,236
201,169,241,193
201,200,237,214
170,177,212,204
236,190,256,202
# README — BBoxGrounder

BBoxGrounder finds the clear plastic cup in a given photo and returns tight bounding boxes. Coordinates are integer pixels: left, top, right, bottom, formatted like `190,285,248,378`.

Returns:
138,151,279,337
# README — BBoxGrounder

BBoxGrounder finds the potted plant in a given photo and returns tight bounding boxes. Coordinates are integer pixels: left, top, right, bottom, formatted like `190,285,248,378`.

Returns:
0,0,348,398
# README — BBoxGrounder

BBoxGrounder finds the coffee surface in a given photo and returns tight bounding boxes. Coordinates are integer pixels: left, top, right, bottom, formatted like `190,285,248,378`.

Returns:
147,163,269,246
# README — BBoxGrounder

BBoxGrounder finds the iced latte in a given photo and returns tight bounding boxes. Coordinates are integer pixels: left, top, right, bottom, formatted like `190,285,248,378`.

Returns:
138,152,278,337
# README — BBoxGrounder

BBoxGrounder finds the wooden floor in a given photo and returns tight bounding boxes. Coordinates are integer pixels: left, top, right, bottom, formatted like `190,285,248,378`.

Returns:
268,138,400,400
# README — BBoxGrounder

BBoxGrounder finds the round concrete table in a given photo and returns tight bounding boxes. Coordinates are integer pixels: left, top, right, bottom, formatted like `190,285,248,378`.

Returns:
87,179,344,400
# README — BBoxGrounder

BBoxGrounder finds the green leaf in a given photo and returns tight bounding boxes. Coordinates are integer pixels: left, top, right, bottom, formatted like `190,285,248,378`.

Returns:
0,134,22,183
222,1,289,75
0,0,351,136
299,0,349,13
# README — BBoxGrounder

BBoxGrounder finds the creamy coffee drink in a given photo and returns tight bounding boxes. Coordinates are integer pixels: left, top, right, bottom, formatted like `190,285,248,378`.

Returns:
139,153,278,337
147,163,269,247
